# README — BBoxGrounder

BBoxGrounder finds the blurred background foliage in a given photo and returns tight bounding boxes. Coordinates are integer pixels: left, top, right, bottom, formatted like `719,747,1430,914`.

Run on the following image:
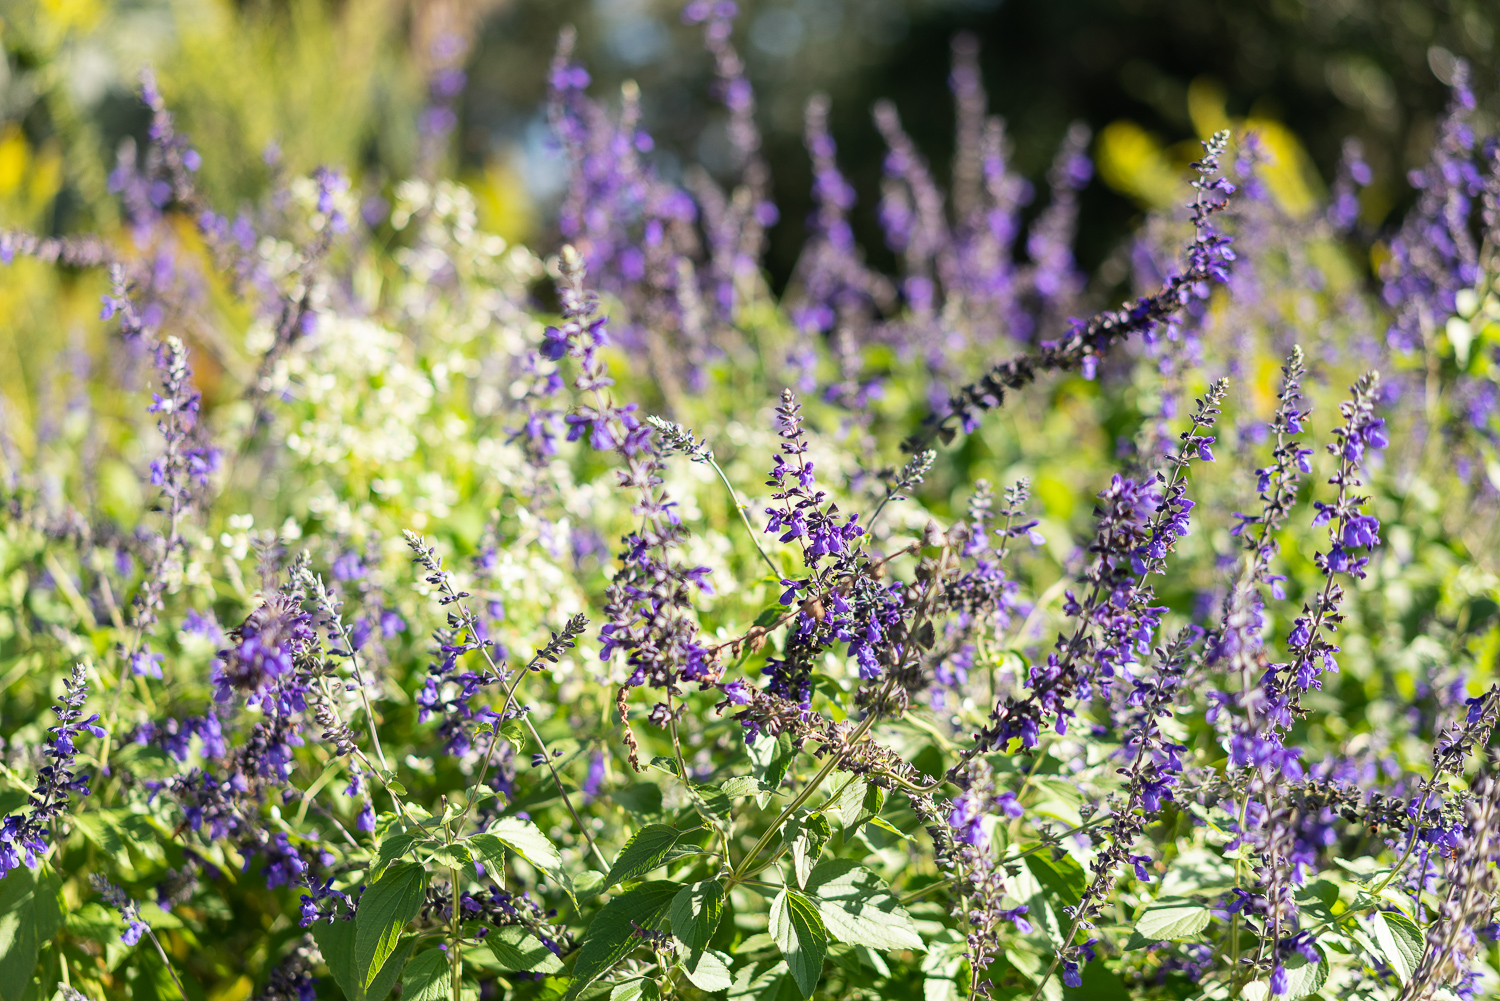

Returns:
2,0,1498,279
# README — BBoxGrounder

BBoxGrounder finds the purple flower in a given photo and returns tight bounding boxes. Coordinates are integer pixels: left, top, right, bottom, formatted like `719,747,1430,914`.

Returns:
213,591,316,713
0,665,101,878
92,877,150,947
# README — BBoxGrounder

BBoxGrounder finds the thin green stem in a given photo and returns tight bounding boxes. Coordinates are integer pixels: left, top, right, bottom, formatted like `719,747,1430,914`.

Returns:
450,864,463,1000
522,714,612,871
145,928,189,1001
728,681,894,886
706,455,780,578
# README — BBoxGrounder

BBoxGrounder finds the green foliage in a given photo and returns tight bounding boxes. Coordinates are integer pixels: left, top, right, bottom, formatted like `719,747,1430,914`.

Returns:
769,889,828,999
605,825,685,890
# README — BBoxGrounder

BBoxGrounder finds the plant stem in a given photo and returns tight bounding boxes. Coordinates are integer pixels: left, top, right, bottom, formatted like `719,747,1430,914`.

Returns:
450,864,463,1000
145,929,189,1001
705,455,780,578
522,713,612,871
728,679,895,885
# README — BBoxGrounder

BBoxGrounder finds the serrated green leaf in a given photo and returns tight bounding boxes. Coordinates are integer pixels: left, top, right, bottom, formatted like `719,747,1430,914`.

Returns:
830,776,869,829
368,939,417,1001
1281,945,1328,998
466,833,508,880
748,731,794,806
487,925,565,973
402,948,452,1001
426,841,474,870
803,859,922,952
605,824,683,889
693,783,733,820
727,958,797,1001
355,862,427,990
783,814,830,889
770,889,827,999
1371,910,1424,984
312,919,413,1001
671,880,726,951
681,948,734,992
487,816,563,873
611,980,660,1001
565,880,680,1001
372,832,420,882
1124,897,1213,949
719,776,760,800
0,865,62,1001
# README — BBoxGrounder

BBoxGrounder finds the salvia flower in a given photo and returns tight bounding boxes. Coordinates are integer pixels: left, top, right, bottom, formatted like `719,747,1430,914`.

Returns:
0,665,101,878
91,875,150,946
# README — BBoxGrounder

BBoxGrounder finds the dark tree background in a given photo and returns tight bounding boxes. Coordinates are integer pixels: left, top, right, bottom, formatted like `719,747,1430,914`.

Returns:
462,0,1498,287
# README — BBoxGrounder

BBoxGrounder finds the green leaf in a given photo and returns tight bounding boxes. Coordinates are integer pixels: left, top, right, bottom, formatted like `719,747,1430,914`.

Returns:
355,862,427,990
829,776,869,829
923,977,961,1001
681,948,734,992
72,812,126,856
866,816,914,841
466,833,508,878
312,920,414,1001
312,917,360,998
614,782,665,820
402,948,452,1001
769,889,828,999
748,731,794,806
0,866,62,1001
427,841,474,870
858,784,885,825
1024,853,1086,911
368,939,417,1001
605,824,683,889
566,870,607,903
488,816,563,874
611,980,660,1001
919,929,965,978
488,926,565,974
372,832,420,882
718,776,760,800
65,902,121,944
1124,897,1213,949
727,958,798,1001
693,783,733,820
803,860,922,952
670,880,726,951
1280,944,1328,998
782,814,830,889
1371,910,1424,984
565,880,680,1001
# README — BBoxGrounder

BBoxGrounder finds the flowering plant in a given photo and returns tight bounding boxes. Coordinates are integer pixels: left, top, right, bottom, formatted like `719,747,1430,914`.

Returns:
1,10,1500,1001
